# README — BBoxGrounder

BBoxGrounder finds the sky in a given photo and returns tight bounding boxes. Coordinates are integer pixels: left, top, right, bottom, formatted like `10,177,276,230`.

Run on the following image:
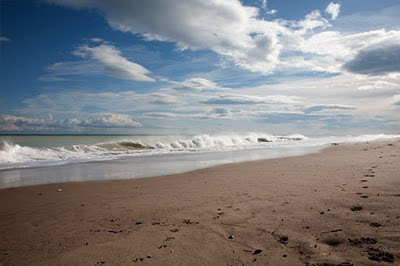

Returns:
0,0,400,135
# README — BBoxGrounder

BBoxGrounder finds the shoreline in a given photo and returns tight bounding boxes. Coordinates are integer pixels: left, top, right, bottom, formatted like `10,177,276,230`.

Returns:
0,143,325,189
0,140,399,265
1,135,399,189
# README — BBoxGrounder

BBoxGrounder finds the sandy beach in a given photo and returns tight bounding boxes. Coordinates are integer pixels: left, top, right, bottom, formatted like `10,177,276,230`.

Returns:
0,140,399,265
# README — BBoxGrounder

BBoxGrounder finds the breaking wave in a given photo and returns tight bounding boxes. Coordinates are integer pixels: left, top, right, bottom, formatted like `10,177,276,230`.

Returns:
0,133,398,170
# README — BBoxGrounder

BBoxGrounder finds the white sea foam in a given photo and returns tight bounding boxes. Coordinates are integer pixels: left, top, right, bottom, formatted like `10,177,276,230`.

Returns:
0,133,398,170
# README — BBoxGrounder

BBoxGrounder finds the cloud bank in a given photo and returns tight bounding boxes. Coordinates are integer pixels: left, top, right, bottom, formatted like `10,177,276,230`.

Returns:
0,114,141,132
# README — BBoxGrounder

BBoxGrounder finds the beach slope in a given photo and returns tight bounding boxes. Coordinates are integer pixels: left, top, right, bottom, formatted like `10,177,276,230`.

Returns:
0,140,399,265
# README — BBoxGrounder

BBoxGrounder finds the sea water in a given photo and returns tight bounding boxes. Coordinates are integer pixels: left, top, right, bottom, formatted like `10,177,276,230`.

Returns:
0,133,398,188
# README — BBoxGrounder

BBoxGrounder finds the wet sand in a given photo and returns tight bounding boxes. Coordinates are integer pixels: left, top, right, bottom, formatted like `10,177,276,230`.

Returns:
0,140,399,265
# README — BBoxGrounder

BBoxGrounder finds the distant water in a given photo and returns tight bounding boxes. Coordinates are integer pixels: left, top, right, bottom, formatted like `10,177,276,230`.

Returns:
0,133,399,188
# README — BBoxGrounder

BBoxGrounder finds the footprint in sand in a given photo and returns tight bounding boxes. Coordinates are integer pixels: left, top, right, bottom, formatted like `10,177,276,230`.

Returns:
367,248,395,263
348,237,377,246
370,222,382,227
350,206,363,211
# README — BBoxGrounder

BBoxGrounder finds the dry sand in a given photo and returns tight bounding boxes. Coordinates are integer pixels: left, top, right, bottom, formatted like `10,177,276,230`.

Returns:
0,140,399,265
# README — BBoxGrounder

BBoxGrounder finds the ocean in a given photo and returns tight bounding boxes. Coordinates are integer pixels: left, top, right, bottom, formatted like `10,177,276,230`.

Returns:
0,133,399,188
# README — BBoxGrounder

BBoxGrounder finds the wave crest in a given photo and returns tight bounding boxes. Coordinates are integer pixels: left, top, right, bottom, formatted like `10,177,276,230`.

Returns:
0,133,306,166
1,133,397,169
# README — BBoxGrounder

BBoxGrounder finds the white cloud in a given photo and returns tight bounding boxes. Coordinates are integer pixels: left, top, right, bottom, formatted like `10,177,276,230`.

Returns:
74,43,155,81
0,36,11,42
14,69,400,133
0,114,53,126
46,0,285,74
296,10,330,32
356,80,398,91
171,77,221,91
279,29,400,75
325,2,341,20
0,113,141,132
241,73,400,122
267,9,277,15
40,41,156,82
38,60,102,81
90,37,103,43
80,114,141,128
46,0,400,76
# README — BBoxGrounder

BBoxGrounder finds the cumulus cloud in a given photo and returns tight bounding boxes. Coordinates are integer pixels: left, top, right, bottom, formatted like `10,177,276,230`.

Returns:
46,0,400,76
343,42,400,75
325,2,340,20
0,113,141,132
0,36,11,42
46,0,284,74
296,10,330,33
80,114,141,128
285,29,400,74
0,114,53,127
73,43,155,81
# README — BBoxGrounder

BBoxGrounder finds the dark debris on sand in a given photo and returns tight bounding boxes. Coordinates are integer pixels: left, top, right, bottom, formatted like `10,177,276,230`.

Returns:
253,249,262,255
271,230,289,244
348,237,377,245
366,248,395,263
370,222,382,227
350,206,363,211
337,262,354,266
182,219,199,225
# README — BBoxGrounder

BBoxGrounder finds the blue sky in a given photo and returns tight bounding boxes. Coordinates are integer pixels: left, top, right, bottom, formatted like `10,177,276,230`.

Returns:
1,0,399,134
